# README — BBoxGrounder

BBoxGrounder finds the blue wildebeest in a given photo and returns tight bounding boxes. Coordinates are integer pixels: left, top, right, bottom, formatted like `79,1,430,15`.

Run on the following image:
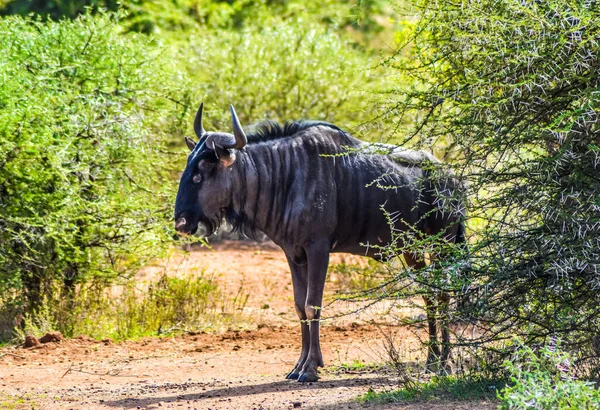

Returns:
174,104,465,382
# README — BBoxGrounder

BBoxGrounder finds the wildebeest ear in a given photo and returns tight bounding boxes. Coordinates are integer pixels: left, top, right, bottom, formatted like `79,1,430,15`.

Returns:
219,151,236,167
185,137,197,151
208,139,237,167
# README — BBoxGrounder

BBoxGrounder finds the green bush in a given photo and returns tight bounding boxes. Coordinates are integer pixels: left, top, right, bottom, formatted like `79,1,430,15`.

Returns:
0,0,119,21
0,0,389,39
14,271,247,341
175,23,379,132
0,13,184,334
381,0,600,370
68,273,242,340
499,341,600,410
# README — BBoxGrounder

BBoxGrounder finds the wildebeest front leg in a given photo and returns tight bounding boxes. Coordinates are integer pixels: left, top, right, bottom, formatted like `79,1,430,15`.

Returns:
298,240,329,382
285,256,309,380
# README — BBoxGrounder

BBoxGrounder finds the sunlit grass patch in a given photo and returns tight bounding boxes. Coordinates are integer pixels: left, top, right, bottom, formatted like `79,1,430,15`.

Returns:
0,392,43,409
67,272,251,341
328,258,386,293
360,375,503,403
9,265,251,343
327,359,385,375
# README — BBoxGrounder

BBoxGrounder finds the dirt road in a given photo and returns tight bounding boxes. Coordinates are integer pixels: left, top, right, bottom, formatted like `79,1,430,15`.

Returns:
1,242,497,409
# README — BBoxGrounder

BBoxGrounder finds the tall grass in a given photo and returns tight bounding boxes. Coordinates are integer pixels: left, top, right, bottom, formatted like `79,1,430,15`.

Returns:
16,268,250,342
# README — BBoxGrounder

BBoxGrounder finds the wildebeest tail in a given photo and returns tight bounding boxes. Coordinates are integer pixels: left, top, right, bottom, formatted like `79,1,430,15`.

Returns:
455,218,466,249
454,217,475,319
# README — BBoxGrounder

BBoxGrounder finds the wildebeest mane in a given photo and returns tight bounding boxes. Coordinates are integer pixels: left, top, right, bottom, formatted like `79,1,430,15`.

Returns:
246,120,344,144
225,120,347,240
225,119,352,240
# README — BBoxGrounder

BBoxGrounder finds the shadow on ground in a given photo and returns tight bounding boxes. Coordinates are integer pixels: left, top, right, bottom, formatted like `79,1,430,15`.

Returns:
103,376,393,408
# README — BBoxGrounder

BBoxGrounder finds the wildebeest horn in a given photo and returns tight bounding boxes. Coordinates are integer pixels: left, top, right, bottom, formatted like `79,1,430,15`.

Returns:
194,102,206,138
230,105,247,150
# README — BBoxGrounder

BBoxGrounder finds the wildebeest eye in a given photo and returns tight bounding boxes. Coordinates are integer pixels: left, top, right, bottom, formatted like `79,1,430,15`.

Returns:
192,173,202,184
198,160,214,171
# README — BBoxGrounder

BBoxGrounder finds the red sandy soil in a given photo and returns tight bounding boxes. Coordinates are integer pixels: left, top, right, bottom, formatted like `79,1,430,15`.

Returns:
0,241,497,410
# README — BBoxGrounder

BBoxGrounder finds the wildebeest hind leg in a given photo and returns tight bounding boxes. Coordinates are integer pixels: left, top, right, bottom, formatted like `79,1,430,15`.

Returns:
298,240,330,382
438,292,452,375
404,253,441,373
423,296,442,373
285,256,309,380
431,222,462,375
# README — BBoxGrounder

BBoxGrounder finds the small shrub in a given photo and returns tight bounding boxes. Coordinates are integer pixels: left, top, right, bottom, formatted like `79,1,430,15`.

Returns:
329,259,385,293
58,270,249,340
0,13,186,335
361,375,502,403
14,304,57,343
498,341,600,410
174,23,383,135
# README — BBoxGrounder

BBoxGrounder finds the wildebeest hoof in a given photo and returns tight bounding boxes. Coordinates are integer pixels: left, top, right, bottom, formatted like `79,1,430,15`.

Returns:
297,371,319,382
286,371,300,380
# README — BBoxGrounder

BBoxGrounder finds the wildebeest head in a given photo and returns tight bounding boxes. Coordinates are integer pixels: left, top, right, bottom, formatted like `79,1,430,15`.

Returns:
174,103,247,236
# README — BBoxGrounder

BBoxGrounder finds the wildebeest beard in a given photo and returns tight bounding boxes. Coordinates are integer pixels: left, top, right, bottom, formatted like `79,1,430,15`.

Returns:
197,208,226,237
198,209,260,239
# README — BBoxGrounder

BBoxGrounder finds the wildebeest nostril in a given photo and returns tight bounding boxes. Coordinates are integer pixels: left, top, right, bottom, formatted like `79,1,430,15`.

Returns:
175,217,187,231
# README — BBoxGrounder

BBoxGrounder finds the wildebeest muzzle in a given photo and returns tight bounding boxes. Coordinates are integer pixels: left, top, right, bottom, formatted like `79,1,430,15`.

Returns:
174,211,199,235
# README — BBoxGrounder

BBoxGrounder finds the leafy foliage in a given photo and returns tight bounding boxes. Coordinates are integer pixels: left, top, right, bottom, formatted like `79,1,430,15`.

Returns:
380,0,600,373
0,0,119,21
498,340,600,410
176,24,378,131
0,0,390,38
0,13,184,334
